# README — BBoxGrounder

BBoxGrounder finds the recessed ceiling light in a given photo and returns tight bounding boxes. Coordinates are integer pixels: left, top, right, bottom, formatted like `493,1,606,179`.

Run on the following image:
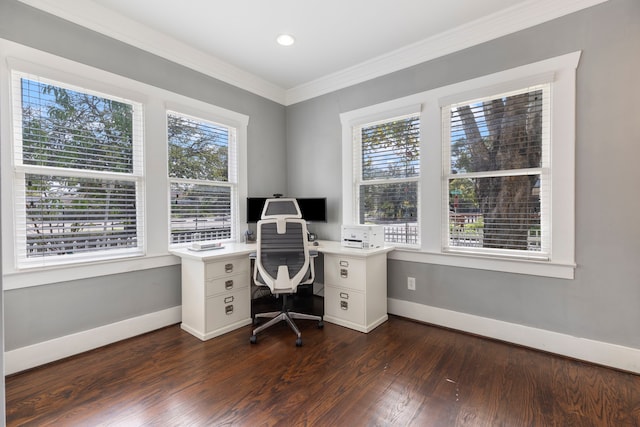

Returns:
276,34,295,47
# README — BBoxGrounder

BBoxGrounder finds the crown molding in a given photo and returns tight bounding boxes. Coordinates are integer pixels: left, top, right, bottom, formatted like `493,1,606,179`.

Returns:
17,0,607,107
16,0,287,104
284,0,608,105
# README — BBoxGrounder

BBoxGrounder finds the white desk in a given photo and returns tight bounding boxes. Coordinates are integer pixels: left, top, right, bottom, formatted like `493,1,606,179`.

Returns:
170,240,393,340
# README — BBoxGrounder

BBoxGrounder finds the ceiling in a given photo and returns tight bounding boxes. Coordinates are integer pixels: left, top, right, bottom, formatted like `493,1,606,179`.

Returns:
91,0,529,89
19,0,605,104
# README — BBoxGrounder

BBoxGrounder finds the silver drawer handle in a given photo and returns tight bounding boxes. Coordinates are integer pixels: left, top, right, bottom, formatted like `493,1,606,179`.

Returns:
225,305,234,315
225,263,234,273
339,292,349,299
224,296,234,304
340,301,348,310
225,280,234,290
340,268,348,279
339,260,349,267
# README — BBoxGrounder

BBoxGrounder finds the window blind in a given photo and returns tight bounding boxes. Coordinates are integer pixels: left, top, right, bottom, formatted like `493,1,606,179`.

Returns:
167,111,237,245
12,71,144,266
444,84,550,257
167,112,230,181
19,175,139,259
356,114,420,246
361,117,420,180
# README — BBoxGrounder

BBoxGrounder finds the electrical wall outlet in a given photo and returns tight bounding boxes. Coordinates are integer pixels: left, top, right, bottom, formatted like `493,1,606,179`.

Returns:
407,277,416,290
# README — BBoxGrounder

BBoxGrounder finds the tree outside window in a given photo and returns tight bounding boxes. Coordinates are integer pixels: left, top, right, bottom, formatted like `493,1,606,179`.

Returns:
167,111,236,244
356,114,420,245
15,75,142,263
445,85,549,255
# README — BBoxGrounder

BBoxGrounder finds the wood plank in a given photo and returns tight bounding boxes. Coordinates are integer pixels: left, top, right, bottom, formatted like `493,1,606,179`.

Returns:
6,315,640,426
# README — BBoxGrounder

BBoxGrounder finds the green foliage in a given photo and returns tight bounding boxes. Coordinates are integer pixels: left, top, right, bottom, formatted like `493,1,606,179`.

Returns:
361,117,419,180
168,114,228,181
449,177,478,212
22,80,134,173
360,116,419,224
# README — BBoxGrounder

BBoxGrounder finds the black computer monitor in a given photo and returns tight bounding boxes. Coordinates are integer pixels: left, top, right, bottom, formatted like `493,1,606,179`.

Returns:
246,197,327,223
296,198,327,223
246,197,268,223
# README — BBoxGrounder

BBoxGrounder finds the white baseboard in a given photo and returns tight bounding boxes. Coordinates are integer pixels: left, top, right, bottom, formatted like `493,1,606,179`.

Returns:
7,301,639,375
388,298,640,374
4,306,182,375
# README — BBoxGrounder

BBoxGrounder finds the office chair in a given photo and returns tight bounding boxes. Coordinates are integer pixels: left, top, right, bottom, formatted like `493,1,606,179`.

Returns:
250,198,323,346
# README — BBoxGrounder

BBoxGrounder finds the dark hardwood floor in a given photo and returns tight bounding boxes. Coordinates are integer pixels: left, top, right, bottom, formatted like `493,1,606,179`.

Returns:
6,309,640,426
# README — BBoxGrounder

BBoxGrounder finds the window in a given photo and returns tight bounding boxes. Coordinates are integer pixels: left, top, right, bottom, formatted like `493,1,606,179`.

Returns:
167,110,238,245
2,43,249,288
443,85,550,259
353,114,420,246
343,52,579,278
11,72,144,268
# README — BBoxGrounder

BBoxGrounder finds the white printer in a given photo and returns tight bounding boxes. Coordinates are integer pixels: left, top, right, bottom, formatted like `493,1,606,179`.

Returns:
341,224,384,249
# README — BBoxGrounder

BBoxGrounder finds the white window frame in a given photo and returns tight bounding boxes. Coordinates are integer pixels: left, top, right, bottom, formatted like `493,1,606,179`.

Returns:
10,69,146,269
441,83,552,259
342,51,580,279
166,103,246,247
1,39,248,289
343,106,422,248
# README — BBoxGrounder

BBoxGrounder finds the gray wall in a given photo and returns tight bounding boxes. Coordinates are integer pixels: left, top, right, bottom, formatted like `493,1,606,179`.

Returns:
286,0,640,349
0,0,287,351
3,268,180,350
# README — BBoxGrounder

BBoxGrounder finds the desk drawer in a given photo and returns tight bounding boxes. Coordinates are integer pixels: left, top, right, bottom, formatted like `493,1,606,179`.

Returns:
206,272,249,297
205,258,249,279
324,255,366,291
324,285,364,325
206,288,250,331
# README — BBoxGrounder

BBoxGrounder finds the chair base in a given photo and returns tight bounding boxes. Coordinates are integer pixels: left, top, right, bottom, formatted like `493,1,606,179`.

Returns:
250,295,323,346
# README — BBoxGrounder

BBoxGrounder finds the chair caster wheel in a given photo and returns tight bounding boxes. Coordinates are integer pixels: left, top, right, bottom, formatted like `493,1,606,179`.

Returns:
295,338,302,347
250,335,257,344
318,320,324,328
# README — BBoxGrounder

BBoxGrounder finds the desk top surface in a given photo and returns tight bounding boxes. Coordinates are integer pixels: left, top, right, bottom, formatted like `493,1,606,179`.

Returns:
170,240,394,261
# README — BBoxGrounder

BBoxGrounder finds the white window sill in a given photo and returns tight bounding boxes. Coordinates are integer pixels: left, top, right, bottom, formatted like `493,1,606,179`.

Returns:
3,254,181,290
388,248,575,279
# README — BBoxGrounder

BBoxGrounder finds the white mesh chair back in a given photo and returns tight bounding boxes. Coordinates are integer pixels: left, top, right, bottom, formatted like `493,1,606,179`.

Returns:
254,198,311,292
261,198,302,235
261,198,301,219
